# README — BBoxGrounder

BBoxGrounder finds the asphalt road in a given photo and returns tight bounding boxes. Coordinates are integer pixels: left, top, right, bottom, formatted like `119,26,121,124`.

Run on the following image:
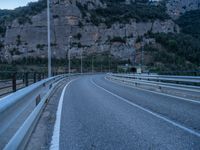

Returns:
58,75,200,150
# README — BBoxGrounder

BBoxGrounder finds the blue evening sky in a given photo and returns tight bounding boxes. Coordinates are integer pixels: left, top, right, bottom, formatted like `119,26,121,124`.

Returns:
0,0,38,10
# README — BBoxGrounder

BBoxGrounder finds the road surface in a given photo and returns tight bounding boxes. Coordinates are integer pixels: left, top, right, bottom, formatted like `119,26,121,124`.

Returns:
54,75,200,150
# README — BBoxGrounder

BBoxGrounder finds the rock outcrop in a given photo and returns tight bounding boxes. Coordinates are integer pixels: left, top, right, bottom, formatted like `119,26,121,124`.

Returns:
0,0,198,62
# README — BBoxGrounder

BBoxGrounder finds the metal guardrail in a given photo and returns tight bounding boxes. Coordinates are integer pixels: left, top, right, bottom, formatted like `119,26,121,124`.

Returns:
108,73,200,100
0,74,67,150
0,72,48,97
112,74,200,84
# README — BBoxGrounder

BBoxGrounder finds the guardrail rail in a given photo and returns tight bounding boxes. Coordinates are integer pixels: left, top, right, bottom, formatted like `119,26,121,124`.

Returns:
0,74,67,149
107,73,200,101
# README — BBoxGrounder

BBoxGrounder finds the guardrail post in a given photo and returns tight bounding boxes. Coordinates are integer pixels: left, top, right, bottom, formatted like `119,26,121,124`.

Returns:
38,73,41,81
35,94,41,106
41,73,44,79
22,73,25,84
12,73,16,92
34,72,37,83
25,72,29,86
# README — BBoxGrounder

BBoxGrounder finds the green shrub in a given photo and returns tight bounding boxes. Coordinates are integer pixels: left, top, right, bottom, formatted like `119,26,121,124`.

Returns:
89,1,169,27
36,44,45,50
149,33,200,65
18,16,32,25
0,26,6,37
0,42,4,49
53,15,59,19
78,21,83,28
0,0,46,29
74,33,82,40
110,37,126,43
136,36,143,43
16,35,21,46
176,9,200,38
76,0,169,27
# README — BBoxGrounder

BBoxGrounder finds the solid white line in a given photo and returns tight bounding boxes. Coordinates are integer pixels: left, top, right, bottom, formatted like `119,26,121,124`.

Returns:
50,79,77,150
91,79,200,138
105,77,200,105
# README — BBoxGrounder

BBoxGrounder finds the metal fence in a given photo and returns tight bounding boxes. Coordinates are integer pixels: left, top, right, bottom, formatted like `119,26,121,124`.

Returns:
0,71,65,97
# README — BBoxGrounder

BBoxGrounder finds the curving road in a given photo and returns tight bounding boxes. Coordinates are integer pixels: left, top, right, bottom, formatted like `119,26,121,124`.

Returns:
55,75,200,150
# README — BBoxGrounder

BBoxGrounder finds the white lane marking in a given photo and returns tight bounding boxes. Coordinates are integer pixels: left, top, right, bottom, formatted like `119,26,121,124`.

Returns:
91,79,200,138
105,77,200,105
50,79,77,150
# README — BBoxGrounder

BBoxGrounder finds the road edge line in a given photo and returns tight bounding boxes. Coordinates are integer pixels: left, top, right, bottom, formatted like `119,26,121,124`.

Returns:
105,76,200,105
91,79,200,138
50,79,77,150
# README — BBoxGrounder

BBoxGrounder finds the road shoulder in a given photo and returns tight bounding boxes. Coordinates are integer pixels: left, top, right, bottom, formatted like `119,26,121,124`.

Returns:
25,78,70,150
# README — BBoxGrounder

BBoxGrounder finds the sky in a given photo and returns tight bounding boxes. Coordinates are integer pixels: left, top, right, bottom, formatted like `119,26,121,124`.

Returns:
0,0,38,10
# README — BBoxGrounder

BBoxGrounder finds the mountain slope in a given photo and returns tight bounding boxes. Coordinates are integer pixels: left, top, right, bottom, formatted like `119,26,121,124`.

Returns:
0,0,199,73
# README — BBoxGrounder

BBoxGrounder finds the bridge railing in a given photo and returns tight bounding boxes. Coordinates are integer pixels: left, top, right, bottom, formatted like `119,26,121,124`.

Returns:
0,71,63,97
0,73,68,149
107,73,200,100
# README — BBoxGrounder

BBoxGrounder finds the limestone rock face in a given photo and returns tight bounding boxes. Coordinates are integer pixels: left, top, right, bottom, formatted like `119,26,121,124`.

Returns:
167,0,200,19
0,0,192,62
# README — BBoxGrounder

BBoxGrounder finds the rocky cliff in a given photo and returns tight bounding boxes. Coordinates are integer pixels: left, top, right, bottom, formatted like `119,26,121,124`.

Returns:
0,0,199,64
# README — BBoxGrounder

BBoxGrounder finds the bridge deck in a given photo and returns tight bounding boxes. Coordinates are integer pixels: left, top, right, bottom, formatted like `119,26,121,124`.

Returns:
49,75,200,149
